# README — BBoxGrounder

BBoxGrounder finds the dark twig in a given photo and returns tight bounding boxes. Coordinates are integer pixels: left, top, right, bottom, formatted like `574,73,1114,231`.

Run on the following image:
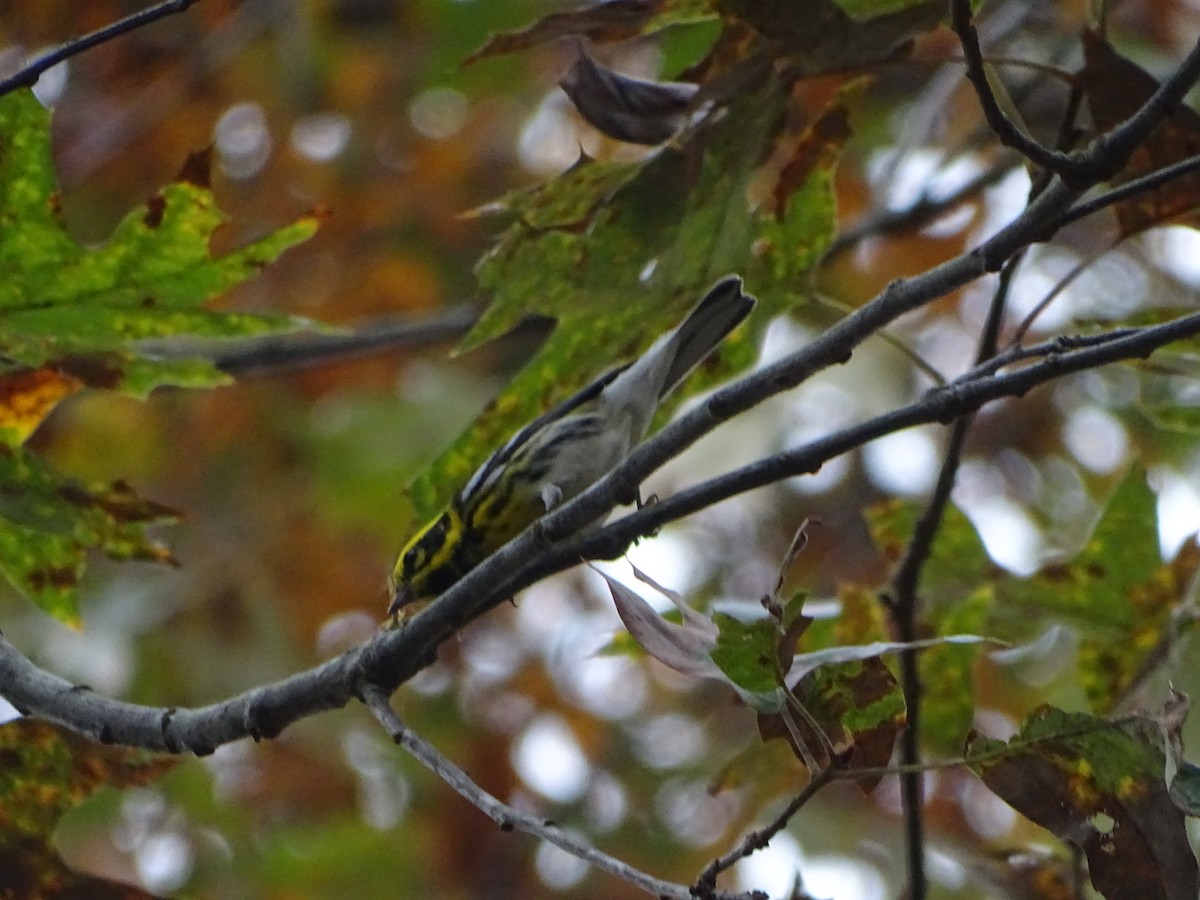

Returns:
949,0,1082,177
950,0,1200,187
361,688,749,900
883,229,1025,900
825,162,1016,260
693,763,839,898
0,0,202,98
206,306,478,376
1051,153,1200,233
1009,245,1108,345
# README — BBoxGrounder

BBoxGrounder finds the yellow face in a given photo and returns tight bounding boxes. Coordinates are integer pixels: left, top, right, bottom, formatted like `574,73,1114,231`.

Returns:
390,507,474,611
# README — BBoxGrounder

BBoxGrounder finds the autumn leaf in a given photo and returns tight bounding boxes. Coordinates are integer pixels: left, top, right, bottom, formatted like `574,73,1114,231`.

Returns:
0,448,179,625
0,719,176,899
0,368,82,446
1080,29,1200,235
968,706,1199,900
0,89,319,399
0,88,320,622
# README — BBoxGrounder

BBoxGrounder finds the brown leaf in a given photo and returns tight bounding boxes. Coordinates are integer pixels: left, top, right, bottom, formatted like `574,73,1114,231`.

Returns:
0,368,82,446
760,656,904,790
970,708,1199,900
1080,29,1200,234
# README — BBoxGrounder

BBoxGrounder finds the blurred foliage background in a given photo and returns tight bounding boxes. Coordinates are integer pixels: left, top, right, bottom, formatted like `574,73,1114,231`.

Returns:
1,1,1200,898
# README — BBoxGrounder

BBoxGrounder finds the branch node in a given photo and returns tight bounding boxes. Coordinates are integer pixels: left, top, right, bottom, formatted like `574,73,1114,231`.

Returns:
243,690,279,742
160,708,181,754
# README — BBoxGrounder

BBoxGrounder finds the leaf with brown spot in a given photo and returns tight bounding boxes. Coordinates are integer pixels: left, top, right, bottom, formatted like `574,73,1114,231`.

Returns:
968,706,1199,900
759,656,906,789
0,446,179,625
0,368,82,447
464,0,716,65
0,89,318,397
0,719,175,900
175,146,213,190
1008,470,1197,710
771,85,855,218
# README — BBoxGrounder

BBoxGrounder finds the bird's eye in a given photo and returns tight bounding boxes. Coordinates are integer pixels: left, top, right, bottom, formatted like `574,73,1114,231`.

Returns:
400,545,424,578
402,514,449,578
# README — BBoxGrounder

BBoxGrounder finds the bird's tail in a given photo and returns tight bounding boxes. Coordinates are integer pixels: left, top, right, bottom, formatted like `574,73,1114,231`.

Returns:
656,275,756,399
601,275,755,440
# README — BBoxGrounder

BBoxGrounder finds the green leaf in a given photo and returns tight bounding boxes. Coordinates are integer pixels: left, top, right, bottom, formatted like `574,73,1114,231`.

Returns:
0,446,178,624
1010,470,1198,710
0,90,320,618
406,72,845,520
710,612,783,704
0,90,318,398
866,498,993,594
920,586,992,753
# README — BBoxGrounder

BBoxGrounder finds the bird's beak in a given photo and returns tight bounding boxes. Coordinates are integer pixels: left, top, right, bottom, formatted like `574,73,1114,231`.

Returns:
386,587,410,619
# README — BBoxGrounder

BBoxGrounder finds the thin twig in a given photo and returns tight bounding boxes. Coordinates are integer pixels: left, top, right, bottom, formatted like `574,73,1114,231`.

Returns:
951,0,1200,187
207,306,479,376
360,688,749,900
949,0,1080,177
693,763,840,898
1008,243,1112,346
825,162,1015,260
1051,153,1200,233
0,0,202,98
955,327,1139,382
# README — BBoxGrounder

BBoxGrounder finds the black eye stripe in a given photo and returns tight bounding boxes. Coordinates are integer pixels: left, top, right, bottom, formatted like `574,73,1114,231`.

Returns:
402,515,451,575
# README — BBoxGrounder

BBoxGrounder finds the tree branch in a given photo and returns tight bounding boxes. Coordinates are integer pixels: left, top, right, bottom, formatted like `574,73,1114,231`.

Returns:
692,762,840,899
0,0,203,98
362,688,751,900
948,0,1079,177
882,252,1023,900
950,0,1200,187
1050,153,1200,233
5,306,1199,755
198,306,478,376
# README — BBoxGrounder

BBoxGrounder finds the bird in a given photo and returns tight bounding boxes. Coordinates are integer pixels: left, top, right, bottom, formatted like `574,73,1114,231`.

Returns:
389,275,755,616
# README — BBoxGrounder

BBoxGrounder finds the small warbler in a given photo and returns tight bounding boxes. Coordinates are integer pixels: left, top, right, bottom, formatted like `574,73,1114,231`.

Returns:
389,275,755,615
